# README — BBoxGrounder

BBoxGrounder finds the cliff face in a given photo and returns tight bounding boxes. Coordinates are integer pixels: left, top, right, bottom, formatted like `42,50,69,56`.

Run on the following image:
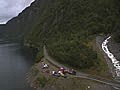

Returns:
3,0,120,70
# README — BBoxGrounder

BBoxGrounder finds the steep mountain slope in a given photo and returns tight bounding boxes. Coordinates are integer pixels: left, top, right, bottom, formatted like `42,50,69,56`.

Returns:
4,0,49,40
4,0,120,71
0,24,6,38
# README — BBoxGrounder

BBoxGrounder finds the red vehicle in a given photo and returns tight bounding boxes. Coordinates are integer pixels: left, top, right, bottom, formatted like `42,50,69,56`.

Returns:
59,67,76,76
59,67,65,74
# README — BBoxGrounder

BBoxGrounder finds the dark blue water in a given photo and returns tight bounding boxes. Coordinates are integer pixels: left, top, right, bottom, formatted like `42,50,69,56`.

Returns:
0,43,35,90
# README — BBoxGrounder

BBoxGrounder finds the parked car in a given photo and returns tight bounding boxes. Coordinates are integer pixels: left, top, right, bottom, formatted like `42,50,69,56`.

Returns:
68,69,76,75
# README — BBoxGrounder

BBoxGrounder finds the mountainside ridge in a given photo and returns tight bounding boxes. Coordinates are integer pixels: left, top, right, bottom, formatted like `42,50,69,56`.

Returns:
2,0,120,71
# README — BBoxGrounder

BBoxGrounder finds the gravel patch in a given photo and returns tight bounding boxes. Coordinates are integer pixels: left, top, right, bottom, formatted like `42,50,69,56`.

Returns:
96,36,116,78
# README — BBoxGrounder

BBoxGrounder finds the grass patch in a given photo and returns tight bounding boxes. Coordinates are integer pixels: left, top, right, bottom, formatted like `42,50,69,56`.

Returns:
37,76,48,88
31,66,39,76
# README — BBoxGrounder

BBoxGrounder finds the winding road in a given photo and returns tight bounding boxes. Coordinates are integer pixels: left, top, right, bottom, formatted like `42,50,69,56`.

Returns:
43,37,120,89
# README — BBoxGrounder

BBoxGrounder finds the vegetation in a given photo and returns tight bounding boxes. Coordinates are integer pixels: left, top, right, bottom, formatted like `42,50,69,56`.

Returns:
35,50,44,63
113,31,120,43
31,66,39,76
37,76,48,88
3,0,120,70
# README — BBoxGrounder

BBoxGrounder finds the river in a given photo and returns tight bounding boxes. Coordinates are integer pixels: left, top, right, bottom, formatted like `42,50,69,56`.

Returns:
0,43,35,90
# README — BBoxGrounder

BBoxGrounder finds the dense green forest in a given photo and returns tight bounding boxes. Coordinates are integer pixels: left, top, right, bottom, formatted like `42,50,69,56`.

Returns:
3,0,120,70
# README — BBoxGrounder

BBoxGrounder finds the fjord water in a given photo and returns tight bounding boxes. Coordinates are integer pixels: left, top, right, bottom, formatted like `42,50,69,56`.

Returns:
0,43,35,90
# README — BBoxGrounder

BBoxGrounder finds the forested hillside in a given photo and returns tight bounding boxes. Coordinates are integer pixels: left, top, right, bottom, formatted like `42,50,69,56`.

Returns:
4,0,120,70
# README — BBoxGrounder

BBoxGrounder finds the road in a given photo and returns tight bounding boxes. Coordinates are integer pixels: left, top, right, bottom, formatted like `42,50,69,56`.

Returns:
43,45,120,89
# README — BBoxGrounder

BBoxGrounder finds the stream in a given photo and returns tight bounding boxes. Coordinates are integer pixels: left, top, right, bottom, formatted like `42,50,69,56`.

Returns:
102,36,120,77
